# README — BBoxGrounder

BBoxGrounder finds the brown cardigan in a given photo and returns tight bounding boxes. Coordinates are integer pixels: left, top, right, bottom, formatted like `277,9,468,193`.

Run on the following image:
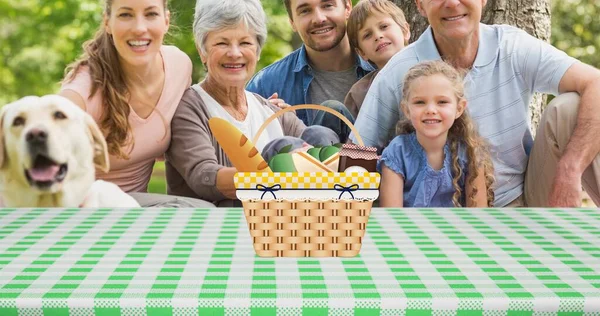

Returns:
165,85,306,206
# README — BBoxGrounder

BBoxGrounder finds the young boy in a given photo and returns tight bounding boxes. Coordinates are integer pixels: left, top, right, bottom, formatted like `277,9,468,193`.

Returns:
344,0,411,118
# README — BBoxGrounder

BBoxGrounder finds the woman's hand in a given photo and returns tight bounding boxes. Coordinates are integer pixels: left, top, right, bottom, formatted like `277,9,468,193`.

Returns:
268,92,293,111
216,167,238,199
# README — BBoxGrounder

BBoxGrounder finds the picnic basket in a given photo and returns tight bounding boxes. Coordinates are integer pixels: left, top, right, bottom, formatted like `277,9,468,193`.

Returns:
234,104,380,257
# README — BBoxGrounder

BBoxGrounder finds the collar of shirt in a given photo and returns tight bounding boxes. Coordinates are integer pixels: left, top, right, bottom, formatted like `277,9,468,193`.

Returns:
292,45,374,76
406,132,452,175
414,23,499,68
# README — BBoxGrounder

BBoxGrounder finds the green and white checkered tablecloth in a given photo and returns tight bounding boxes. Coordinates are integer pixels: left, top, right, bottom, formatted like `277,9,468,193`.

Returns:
0,207,599,315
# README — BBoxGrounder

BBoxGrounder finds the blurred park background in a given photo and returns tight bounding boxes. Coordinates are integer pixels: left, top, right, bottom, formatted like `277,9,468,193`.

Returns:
1,0,599,195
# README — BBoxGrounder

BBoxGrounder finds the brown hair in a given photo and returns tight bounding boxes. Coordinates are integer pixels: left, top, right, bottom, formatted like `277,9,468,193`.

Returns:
347,0,409,52
397,60,495,207
63,0,168,160
283,0,351,20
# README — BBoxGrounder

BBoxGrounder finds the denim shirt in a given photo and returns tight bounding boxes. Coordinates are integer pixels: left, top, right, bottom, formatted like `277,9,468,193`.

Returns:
246,45,374,125
377,133,468,207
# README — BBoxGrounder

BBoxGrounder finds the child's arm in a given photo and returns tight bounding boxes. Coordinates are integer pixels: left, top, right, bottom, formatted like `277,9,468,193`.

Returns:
379,165,404,207
466,165,488,207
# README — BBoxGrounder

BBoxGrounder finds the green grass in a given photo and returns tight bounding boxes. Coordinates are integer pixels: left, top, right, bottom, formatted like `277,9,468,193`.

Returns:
148,161,167,194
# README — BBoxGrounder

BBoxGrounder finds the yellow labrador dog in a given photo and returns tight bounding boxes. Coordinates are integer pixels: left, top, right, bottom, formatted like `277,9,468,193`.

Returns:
0,95,139,207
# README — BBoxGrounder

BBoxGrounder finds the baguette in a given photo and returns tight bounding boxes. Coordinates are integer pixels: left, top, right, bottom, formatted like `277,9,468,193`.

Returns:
208,117,271,172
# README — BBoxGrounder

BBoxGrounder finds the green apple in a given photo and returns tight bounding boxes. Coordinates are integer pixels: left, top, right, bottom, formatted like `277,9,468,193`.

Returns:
269,153,297,172
319,145,340,162
307,147,322,160
333,143,343,148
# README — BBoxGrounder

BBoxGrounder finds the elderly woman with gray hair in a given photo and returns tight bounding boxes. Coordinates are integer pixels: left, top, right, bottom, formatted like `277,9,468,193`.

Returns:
165,0,338,206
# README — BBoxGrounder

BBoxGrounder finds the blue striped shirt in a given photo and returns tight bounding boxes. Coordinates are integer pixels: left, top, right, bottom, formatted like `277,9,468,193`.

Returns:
350,24,577,206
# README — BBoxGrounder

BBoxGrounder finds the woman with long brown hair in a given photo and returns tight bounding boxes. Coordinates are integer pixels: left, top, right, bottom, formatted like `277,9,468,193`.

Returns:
60,0,214,207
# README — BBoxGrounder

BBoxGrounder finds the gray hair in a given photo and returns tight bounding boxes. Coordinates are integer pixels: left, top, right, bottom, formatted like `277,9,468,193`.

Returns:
193,0,267,55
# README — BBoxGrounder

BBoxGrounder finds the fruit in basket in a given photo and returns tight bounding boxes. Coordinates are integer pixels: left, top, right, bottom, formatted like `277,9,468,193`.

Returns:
269,153,297,172
319,145,341,162
307,147,322,160
261,136,309,164
268,144,298,172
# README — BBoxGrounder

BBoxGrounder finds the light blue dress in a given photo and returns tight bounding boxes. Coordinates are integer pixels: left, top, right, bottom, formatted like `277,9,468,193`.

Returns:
377,133,468,207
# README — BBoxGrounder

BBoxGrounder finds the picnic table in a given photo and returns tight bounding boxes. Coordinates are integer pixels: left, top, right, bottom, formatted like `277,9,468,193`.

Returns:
1,207,599,315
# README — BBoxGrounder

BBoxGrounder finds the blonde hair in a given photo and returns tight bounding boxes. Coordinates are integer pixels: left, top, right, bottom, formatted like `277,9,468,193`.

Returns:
397,60,495,207
63,0,169,160
347,0,409,52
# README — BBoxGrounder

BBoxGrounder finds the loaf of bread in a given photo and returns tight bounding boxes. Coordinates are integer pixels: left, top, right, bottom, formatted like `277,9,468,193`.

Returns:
208,117,271,172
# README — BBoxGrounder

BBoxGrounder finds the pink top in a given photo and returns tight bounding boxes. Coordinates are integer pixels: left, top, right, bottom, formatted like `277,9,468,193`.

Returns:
61,45,193,193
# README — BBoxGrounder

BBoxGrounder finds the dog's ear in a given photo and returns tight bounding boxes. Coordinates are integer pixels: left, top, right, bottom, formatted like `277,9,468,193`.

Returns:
84,114,110,173
0,107,8,169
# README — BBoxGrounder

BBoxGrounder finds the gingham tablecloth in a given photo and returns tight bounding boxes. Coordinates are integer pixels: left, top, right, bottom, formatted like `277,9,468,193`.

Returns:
0,208,599,315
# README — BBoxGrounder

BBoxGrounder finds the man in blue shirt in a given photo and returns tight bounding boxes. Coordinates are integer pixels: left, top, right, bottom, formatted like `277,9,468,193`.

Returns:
247,0,373,142
350,0,600,207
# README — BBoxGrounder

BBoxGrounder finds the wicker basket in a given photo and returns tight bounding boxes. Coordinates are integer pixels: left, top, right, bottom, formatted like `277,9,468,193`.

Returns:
235,104,380,257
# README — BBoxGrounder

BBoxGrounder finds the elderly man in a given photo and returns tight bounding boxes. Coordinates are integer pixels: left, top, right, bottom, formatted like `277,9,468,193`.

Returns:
350,0,600,207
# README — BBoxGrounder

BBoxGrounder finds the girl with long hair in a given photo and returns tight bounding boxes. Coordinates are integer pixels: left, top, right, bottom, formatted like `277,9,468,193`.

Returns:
378,60,495,207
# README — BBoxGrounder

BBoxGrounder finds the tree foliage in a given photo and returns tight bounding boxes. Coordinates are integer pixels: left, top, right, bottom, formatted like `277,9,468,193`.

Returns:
0,0,295,104
551,0,600,68
0,0,100,104
0,0,597,105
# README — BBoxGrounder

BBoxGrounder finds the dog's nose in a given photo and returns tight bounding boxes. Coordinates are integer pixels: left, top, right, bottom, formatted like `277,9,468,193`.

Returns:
26,128,48,144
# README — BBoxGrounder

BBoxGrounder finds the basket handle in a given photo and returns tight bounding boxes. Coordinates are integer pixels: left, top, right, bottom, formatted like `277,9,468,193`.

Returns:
252,104,364,146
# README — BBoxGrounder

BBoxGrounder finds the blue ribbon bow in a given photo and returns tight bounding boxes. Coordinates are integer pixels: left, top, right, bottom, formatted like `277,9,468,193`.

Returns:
256,184,282,199
334,184,359,200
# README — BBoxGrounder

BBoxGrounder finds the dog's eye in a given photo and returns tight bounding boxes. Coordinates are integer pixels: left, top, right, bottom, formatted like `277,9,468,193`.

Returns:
53,111,67,120
12,117,25,127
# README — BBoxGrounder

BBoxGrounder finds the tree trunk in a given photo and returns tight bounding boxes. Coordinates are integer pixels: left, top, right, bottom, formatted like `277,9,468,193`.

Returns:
389,0,551,132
